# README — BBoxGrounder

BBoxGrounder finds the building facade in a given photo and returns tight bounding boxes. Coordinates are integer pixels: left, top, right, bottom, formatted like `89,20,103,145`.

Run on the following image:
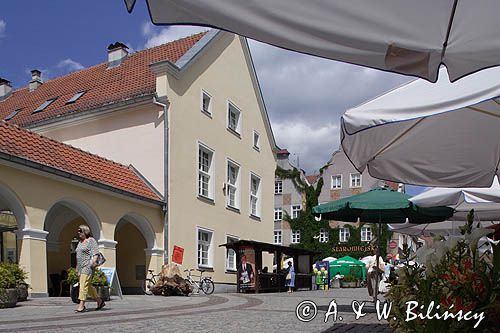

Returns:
0,31,277,294
316,148,395,255
273,149,306,247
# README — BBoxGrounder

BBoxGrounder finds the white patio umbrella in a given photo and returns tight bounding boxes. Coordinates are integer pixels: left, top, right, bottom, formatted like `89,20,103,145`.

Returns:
409,177,500,220
341,66,500,188
389,220,498,237
125,0,500,82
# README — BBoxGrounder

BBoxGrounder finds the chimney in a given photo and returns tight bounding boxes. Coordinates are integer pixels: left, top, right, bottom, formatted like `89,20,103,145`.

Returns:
29,69,43,92
107,42,129,68
0,77,12,101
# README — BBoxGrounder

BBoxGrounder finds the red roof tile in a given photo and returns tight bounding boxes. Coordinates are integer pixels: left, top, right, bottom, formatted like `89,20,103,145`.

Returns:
277,149,290,156
0,32,207,127
0,121,161,203
306,175,320,185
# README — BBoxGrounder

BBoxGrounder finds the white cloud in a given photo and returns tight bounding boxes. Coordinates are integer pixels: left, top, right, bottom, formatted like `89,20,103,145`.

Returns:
0,20,6,38
57,59,84,72
273,121,340,173
248,39,412,173
142,22,207,48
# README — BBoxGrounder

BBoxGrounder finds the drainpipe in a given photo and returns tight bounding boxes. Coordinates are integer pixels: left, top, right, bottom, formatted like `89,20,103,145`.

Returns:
153,95,170,264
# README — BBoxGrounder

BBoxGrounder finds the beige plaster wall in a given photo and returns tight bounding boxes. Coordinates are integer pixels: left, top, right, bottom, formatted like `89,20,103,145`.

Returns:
36,104,166,194
165,34,276,283
0,162,164,294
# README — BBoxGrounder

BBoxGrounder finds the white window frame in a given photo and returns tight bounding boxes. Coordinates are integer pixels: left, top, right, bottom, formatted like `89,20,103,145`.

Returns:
226,159,241,209
291,230,301,244
275,180,283,194
197,227,214,268
274,208,283,221
253,130,260,150
331,175,342,189
339,227,350,242
291,205,301,219
319,228,329,243
197,143,215,200
227,101,242,135
350,173,362,188
274,230,282,245
361,226,372,242
201,89,213,116
225,235,239,271
249,173,261,217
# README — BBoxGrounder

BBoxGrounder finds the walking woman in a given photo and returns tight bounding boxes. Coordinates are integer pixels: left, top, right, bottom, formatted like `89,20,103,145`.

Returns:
285,261,295,293
75,225,105,312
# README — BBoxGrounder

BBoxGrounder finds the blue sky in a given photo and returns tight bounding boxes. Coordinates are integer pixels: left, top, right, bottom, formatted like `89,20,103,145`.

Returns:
0,1,427,196
0,1,156,88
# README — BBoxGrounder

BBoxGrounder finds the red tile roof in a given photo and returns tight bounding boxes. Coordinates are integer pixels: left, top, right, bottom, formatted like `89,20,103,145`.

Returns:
0,121,162,203
0,32,207,127
306,175,320,185
277,149,290,156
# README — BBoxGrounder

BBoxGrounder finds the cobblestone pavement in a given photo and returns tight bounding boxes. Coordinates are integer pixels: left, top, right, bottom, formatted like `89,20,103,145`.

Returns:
0,288,394,332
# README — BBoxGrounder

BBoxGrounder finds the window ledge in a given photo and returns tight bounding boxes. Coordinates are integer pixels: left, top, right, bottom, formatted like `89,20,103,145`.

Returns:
225,269,237,274
227,127,241,139
253,146,260,152
226,205,241,214
201,109,213,118
197,266,214,272
197,195,215,205
249,214,261,222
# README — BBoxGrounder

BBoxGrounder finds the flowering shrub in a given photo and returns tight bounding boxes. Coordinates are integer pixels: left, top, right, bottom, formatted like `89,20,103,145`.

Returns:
386,212,500,332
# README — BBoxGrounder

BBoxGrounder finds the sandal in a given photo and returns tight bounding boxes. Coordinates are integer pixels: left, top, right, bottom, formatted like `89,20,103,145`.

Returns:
75,306,86,313
96,299,106,311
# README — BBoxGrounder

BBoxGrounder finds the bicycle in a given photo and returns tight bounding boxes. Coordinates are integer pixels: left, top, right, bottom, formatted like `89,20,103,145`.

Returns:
142,269,160,295
184,269,215,295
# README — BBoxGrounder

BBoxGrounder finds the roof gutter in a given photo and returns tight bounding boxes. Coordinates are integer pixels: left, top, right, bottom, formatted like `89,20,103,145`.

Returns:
153,95,170,264
0,152,163,206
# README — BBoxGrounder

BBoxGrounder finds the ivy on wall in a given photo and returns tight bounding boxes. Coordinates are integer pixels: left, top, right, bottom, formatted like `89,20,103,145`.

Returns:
277,165,391,261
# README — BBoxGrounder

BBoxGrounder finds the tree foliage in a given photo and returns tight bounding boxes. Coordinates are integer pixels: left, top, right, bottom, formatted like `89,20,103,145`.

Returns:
276,165,391,261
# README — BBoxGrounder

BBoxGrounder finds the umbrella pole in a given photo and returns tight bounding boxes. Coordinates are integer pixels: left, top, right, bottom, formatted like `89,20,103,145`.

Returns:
374,216,381,303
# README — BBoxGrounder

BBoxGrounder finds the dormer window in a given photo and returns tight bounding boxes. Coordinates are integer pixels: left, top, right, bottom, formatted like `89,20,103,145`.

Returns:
4,109,21,121
66,91,86,104
33,97,57,113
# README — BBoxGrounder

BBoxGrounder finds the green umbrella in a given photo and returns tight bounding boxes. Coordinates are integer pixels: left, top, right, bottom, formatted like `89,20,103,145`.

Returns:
313,187,453,223
312,187,453,301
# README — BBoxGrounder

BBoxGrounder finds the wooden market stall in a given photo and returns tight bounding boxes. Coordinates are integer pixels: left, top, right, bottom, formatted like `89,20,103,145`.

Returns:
220,240,318,293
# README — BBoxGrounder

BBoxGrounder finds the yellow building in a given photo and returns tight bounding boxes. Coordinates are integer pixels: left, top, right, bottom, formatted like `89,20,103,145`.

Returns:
0,31,277,295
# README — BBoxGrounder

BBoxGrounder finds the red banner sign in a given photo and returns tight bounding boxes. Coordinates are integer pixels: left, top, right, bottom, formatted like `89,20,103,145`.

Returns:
389,241,398,249
172,245,184,265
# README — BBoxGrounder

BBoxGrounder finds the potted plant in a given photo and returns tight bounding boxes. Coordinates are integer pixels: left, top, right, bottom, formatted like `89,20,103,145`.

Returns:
0,263,17,308
8,263,29,302
341,274,358,288
67,268,80,304
386,212,500,332
92,268,110,301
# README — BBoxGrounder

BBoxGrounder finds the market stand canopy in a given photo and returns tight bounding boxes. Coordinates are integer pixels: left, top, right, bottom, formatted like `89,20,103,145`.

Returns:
329,256,366,280
342,66,500,188
125,0,500,82
312,187,453,223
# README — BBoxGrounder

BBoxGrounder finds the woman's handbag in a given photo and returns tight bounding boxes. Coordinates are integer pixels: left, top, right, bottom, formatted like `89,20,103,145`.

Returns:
286,272,292,280
95,252,106,266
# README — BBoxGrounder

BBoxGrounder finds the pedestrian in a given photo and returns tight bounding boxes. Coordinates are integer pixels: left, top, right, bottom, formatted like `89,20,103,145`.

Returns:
75,225,105,312
285,261,295,292
365,249,385,297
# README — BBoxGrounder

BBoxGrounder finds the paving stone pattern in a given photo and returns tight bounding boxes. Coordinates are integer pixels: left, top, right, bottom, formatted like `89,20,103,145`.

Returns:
0,288,393,332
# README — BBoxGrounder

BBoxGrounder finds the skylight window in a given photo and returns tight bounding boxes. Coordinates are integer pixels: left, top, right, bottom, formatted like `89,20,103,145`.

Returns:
66,91,86,104
33,97,57,113
4,109,21,121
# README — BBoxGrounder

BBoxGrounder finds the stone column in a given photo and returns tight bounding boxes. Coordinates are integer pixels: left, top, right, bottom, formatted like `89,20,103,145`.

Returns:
145,248,164,274
16,228,49,297
98,239,117,268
